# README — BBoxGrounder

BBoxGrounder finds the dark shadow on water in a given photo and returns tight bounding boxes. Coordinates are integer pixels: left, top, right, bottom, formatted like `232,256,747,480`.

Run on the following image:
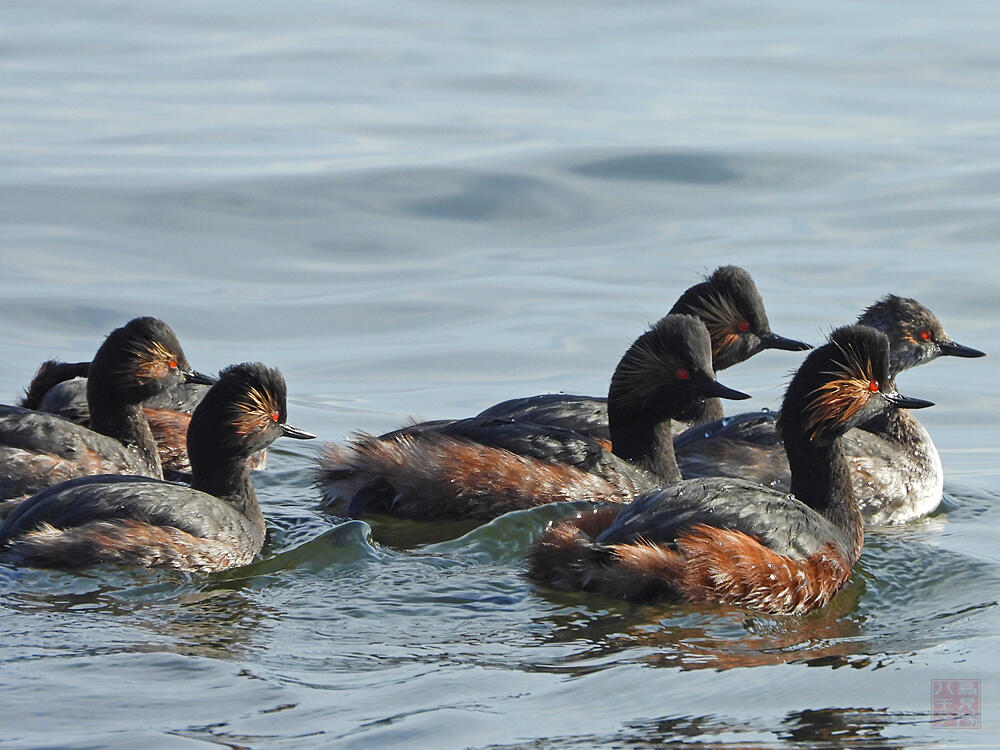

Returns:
525,573,870,674
482,705,937,749
571,151,742,185
777,706,936,749
403,172,583,222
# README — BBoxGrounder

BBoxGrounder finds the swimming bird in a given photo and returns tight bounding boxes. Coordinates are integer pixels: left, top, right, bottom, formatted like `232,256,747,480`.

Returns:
0,317,212,512
318,314,750,521
20,353,233,476
0,363,314,571
673,296,985,524
527,325,933,614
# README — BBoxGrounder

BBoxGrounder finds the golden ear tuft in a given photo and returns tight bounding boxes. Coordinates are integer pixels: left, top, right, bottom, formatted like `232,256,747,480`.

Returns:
126,340,177,383
803,344,878,440
687,290,743,356
231,385,281,437
238,385,278,417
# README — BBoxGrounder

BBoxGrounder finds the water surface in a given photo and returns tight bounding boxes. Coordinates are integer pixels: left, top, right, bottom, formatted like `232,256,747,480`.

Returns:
1,1,999,747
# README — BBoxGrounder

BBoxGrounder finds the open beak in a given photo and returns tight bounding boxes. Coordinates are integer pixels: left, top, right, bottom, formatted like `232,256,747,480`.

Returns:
938,340,986,359
183,370,218,386
759,331,812,352
281,422,317,440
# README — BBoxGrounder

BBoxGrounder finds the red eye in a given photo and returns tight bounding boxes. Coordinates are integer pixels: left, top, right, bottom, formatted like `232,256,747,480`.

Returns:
168,359,177,369
869,381,879,393
675,368,691,380
920,329,932,341
737,320,751,333
271,411,280,422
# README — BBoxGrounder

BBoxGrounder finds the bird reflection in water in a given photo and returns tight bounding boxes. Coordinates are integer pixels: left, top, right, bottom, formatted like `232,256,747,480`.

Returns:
6,577,272,661
530,574,870,674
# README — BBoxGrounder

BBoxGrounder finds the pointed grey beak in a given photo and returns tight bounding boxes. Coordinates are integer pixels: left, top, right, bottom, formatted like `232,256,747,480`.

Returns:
702,379,752,401
938,340,986,359
184,370,217,386
759,331,812,352
281,423,316,440
885,392,935,410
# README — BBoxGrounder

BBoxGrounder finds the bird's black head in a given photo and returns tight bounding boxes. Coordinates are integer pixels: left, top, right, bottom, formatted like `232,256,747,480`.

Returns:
88,317,205,404
779,324,933,445
858,295,986,374
188,362,314,467
671,265,810,371
609,313,750,426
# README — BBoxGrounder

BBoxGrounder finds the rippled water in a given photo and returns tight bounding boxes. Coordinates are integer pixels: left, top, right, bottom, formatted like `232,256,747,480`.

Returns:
2,1,1000,747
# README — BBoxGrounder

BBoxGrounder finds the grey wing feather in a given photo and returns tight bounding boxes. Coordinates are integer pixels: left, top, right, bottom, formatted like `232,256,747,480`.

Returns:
0,475,239,545
36,378,210,419
0,405,134,463
595,479,837,560
477,395,610,440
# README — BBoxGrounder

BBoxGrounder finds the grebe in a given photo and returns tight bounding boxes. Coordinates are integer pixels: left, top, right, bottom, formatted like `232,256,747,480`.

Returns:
318,315,749,521
19,356,253,476
477,266,809,439
0,317,212,511
0,363,314,572
527,325,933,615
674,296,985,524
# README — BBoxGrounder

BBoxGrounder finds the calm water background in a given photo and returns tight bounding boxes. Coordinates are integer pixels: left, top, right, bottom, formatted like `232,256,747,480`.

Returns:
2,1,1000,747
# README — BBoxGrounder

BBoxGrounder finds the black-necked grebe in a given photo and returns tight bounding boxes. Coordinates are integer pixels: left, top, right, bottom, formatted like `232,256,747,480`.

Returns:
0,317,213,513
22,361,207,417
0,363,315,572
674,296,985,524
19,360,92,418
476,266,809,439
527,325,933,615
317,314,750,521
19,357,239,476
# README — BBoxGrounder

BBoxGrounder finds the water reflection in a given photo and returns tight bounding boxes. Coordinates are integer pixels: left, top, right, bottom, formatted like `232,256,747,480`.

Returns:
481,706,934,748
2,1,1000,744
777,706,935,749
139,590,271,660
528,577,868,674
5,578,272,661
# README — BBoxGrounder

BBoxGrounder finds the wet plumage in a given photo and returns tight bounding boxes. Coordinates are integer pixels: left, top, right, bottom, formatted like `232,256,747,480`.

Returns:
19,356,268,476
527,325,934,615
318,314,750,521
0,317,211,514
674,296,985,524
0,363,315,572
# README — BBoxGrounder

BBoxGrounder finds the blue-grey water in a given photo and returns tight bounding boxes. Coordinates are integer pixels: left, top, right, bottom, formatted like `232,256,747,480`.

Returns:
2,1,999,747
